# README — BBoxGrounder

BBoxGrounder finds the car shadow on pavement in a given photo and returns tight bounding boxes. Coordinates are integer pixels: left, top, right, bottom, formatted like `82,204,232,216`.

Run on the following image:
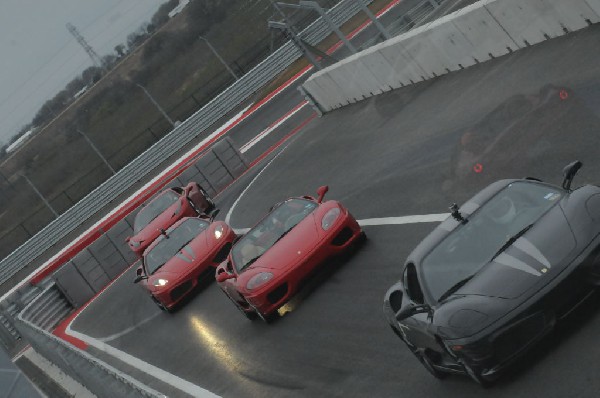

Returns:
275,233,369,321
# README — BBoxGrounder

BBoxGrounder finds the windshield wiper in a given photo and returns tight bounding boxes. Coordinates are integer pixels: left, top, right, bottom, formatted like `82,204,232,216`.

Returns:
243,255,262,269
273,228,293,245
438,275,475,302
490,223,534,261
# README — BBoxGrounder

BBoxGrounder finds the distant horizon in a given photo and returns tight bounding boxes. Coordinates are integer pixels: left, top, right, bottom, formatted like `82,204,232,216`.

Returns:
0,0,168,146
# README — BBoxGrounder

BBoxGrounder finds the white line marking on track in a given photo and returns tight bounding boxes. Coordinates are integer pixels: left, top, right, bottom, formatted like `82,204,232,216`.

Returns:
240,102,308,153
67,327,219,397
98,312,162,343
65,271,219,397
232,215,450,235
358,214,450,226
225,143,292,226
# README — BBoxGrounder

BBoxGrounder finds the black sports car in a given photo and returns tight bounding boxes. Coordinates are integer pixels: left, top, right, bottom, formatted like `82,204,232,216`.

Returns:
384,161,600,385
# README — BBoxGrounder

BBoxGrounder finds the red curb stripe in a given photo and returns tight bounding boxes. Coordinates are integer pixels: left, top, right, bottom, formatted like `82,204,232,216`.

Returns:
52,260,142,349
249,113,318,169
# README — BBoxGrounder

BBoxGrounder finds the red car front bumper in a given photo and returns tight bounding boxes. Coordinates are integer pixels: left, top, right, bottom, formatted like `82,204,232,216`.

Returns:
242,213,363,316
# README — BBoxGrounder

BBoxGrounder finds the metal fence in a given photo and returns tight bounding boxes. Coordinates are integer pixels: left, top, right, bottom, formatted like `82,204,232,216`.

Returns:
0,0,372,288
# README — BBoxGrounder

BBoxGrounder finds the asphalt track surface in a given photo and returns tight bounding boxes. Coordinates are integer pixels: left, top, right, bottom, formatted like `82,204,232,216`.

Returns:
63,23,600,397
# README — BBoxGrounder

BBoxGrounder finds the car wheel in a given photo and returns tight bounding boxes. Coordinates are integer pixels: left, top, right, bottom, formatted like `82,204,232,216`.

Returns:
358,231,367,243
222,291,257,320
250,304,277,324
151,296,173,313
410,347,447,379
461,360,492,387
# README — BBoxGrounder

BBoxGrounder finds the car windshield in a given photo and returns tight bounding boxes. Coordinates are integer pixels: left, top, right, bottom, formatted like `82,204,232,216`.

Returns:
133,190,180,234
144,218,209,274
231,198,318,273
421,182,563,302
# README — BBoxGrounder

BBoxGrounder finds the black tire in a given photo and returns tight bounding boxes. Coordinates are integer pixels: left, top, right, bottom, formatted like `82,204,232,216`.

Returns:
461,360,493,387
223,290,257,320
250,304,277,324
410,347,447,379
358,230,367,243
152,296,173,313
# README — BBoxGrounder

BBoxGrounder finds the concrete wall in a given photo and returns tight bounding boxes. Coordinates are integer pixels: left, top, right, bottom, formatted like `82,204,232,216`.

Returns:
16,284,164,398
0,346,43,398
302,0,600,112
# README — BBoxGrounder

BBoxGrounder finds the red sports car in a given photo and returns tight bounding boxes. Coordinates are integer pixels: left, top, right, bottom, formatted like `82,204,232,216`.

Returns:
216,186,365,321
134,216,235,312
127,182,215,255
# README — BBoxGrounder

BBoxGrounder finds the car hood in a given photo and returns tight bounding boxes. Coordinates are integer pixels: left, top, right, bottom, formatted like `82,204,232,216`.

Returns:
457,205,576,300
248,215,321,272
150,232,211,278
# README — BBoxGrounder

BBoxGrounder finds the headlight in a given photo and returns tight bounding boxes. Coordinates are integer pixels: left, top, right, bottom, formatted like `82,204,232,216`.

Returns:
321,207,341,230
246,272,273,290
214,225,224,239
130,240,141,248
152,278,169,287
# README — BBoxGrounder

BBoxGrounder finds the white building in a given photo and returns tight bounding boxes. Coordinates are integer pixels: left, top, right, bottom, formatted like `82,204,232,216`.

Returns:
168,0,191,18
6,129,35,154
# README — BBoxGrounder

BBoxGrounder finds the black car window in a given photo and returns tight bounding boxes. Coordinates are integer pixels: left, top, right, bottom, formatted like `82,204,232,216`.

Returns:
231,199,318,272
144,218,209,274
133,190,179,233
405,263,424,304
421,182,563,302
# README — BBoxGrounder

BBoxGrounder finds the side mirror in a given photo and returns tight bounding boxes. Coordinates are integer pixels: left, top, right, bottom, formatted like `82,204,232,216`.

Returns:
133,267,146,283
316,185,329,203
216,272,235,283
562,160,582,191
395,303,431,321
125,236,131,242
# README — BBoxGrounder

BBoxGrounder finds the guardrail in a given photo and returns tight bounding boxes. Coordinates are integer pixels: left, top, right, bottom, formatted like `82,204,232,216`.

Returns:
0,137,248,354
302,0,600,112
0,0,374,289
14,282,166,398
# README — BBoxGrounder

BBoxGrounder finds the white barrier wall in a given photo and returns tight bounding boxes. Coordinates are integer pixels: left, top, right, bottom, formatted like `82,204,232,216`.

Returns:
303,0,600,112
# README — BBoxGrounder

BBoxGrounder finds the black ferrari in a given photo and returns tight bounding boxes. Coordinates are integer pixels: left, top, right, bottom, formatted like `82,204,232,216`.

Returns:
384,161,600,385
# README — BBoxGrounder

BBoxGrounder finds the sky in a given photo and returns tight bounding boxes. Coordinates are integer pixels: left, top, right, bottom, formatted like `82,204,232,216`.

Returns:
0,0,168,146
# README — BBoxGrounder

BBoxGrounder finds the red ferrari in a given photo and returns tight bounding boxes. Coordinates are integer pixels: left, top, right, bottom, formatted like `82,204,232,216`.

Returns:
134,216,235,312
216,186,365,321
127,182,215,255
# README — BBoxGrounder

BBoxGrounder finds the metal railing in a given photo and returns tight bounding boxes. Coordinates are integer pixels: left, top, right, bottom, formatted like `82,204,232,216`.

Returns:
0,0,373,287
15,282,165,398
